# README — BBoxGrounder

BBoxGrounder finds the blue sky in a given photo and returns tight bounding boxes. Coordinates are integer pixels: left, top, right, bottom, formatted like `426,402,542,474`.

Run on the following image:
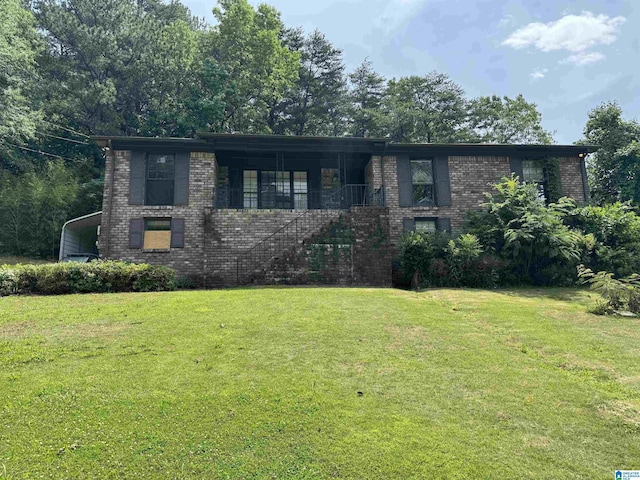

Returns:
184,0,639,144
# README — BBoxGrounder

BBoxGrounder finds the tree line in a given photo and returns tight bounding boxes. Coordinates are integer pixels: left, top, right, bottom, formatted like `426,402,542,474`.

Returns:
0,0,638,258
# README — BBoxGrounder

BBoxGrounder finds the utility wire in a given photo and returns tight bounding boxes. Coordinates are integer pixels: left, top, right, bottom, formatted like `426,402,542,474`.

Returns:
39,132,89,145
41,120,91,139
0,141,81,163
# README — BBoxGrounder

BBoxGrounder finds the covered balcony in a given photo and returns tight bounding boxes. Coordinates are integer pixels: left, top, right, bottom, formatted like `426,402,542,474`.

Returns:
213,149,385,210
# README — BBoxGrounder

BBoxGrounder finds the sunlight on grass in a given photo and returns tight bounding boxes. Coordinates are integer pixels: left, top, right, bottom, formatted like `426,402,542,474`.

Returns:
0,288,638,478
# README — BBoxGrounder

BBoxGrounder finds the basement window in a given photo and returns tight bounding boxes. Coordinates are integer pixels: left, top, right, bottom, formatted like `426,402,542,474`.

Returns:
415,218,437,234
144,218,171,250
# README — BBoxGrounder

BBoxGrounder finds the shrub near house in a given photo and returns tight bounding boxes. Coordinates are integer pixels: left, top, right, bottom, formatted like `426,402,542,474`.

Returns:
0,261,176,296
401,177,583,287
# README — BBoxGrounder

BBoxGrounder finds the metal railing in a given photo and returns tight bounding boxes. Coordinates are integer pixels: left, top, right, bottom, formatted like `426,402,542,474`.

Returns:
236,208,339,284
216,184,385,210
234,184,385,284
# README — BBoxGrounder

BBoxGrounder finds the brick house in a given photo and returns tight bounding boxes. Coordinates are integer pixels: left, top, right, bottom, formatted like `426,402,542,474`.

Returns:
88,133,594,286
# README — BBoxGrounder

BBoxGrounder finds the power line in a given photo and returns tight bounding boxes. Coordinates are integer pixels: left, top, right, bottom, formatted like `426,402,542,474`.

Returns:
39,132,89,145
0,141,82,163
41,120,91,139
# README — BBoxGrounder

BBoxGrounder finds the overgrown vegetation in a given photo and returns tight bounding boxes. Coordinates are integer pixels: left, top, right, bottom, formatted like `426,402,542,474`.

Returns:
400,231,504,288
580,101,640,205
578,265,640,316
567,202,640,277
400,176,640,288
0,261,176,296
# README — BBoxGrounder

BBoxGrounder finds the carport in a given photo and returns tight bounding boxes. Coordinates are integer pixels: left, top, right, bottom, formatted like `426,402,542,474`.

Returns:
59,211,102,261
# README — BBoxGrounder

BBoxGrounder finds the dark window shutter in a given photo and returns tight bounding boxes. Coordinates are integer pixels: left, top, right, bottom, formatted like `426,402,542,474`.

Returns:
436,217,451,233
171,218,185,248
174,152,190,205
397,155,413,207
403,218,415,232
580,157,590,203
129,151,145,205
510,157,524,182
129,218,144,248
434,156,451,206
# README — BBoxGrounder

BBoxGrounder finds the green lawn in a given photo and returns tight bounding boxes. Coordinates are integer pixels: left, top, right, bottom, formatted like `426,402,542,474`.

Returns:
1,288,638,479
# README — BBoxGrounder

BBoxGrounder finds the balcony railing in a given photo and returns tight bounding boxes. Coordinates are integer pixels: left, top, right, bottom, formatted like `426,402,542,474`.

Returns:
215,184,385,210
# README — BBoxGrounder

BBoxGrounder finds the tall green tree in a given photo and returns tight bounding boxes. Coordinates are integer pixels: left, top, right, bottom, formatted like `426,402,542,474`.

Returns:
468,94,553,144
139,22,228,137
0,162,79,258
0,0,43,156
34,0,205,136
383,72,469,143
207,0,300,133
581,101,640,205
282,30,347,136
348,59,386,137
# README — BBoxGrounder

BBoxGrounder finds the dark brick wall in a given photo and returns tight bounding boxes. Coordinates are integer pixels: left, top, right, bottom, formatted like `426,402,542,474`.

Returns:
249,207,392,286
559,156,587,203
99,150,216,280
378,154,588,247
203,209,342,286
97,147,587,286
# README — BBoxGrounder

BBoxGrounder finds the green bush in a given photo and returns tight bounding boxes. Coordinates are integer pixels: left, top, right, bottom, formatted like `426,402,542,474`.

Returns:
567,202,640,277
579,265,640,316
399,231,450,288
0,261,176,296
466,176,583,286
398,232,504,289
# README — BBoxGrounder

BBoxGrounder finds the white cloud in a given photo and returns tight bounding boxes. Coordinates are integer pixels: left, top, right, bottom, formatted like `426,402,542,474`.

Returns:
530,68,548,79
502,12,625,53
564,51,605,65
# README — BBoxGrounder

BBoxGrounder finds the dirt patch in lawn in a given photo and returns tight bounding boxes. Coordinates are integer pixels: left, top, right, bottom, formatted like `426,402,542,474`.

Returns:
384,325,433,351
598,399,640,427
0,321,130,341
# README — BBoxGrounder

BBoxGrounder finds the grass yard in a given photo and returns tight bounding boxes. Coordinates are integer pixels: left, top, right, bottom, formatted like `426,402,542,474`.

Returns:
1,288,639,479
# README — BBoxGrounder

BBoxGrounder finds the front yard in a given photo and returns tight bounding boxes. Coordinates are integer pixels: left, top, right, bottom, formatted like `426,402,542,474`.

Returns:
1,288,638,478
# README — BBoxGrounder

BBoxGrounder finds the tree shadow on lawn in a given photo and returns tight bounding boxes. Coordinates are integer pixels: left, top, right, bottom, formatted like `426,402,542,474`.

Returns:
486,287,594,304
408,286,595,305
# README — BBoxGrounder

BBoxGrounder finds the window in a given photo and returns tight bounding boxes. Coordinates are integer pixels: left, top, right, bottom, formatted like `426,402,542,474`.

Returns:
411,160,434,206
242,169,308,209
243,170,258,208
146,154,175,206
522,159,546,201
293,171,308,209
415,218,437,233
261,171,292,208
144,218,171,250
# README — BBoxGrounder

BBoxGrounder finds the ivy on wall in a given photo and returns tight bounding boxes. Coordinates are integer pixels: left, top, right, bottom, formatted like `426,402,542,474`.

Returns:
308,218,354,281
544,157,563,203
